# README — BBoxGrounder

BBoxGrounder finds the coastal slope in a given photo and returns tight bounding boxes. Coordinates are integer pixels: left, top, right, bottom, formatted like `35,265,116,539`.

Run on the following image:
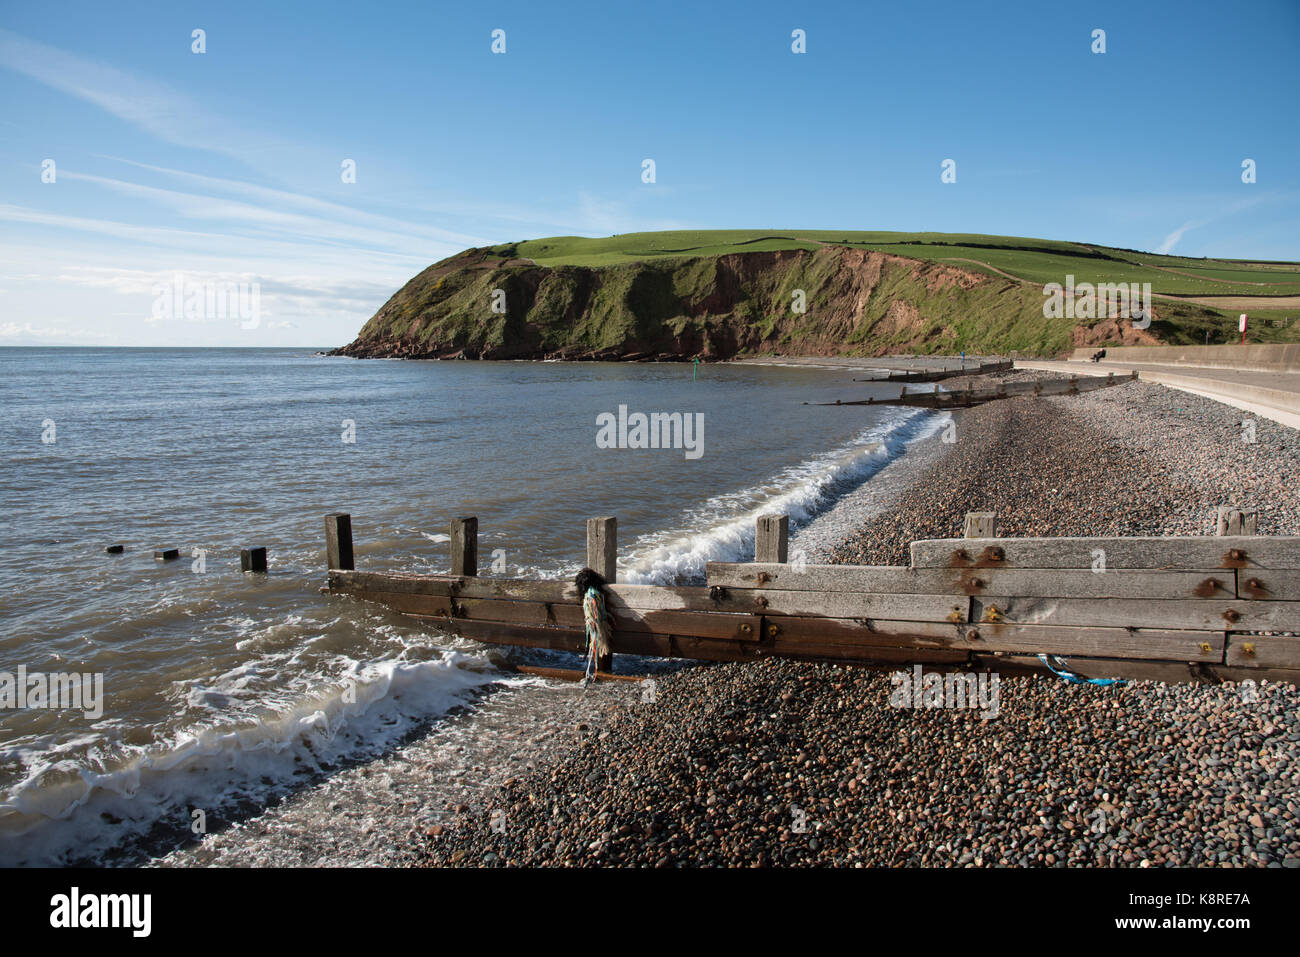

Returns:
335,231,1300,360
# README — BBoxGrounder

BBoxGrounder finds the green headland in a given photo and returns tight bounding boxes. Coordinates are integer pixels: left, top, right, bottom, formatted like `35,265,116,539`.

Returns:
335,230,1300,360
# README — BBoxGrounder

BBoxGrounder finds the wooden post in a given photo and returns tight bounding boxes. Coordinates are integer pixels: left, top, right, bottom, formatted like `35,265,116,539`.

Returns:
964,512,997,538
325,513,354,570
153,547,179,561
1216,507,1258,536
450,517,478,576
586,517,617,579
756,514,789,563
241,546,268,573
586,517,617,672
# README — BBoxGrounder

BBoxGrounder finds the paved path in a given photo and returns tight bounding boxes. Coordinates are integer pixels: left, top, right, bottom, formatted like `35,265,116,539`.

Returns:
1016,359,1300,429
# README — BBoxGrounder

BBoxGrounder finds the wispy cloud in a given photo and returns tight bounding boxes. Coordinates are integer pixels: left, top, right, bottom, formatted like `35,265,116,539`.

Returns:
1157,220,1201,254
59,171,477,256
93,157,488,248
0,28,281,164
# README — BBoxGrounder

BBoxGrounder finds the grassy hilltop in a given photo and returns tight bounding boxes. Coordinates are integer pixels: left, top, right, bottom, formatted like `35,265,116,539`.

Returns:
336,230,1300,360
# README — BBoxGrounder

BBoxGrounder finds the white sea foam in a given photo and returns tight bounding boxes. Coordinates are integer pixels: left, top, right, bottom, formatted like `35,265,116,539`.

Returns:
0,651,514,866
619,409,943,583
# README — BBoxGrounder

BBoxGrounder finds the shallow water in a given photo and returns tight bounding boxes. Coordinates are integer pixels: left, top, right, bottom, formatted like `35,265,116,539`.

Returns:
0,347,936,864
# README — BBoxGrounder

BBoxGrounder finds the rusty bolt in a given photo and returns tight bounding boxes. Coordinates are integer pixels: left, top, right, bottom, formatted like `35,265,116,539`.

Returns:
1199,642,1212,654
740,623,752,634
967,629,981,642
982,605,1004,623
756,596,769,609
952,549,970,563
756,572,771,585
1246,578,1264,591
1242,642,1256,657
980,546,1005,562
1229,549,1245,561
708,585,727,601
1222,609,1241,624
947,608,964,623
767,624,780,638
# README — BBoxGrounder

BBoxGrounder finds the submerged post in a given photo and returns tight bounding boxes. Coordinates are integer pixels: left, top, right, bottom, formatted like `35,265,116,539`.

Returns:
241,546,268,573
586,517,617,673
964,512,997,539
451,517,478,576
325,513,354,570
756,514,789,563
1216,507,1258,536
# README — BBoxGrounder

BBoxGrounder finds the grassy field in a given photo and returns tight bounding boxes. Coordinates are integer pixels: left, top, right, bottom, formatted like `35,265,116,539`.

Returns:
493,230,1300,299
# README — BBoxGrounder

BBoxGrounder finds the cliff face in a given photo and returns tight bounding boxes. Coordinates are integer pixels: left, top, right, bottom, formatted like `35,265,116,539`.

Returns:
334,245,1178,360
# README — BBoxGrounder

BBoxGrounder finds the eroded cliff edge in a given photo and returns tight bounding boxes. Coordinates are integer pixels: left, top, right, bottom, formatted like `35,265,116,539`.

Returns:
334,244,1186,360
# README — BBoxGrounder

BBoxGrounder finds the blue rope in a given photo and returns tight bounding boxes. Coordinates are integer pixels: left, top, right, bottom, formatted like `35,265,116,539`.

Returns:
1037,653,1128,687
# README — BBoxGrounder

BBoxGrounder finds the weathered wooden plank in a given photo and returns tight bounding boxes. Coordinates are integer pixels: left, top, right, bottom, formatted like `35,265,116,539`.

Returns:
606,608,763,641
820,372,1135,408
1225,634,1300,669
1216,507,1258,536
364,590,763,641
586,516,617,579
853,360,1013,383
969,622,1222,661
964,512,997,539
425,619,583,651
425,618,761,663
1237,570,1300,601
910,536,1300,570
585,516,617,671
767,616,1221,662
330,571,572,600
971,595,1300,632
756,514,789,564
706,562,1237,600
330,571,966,622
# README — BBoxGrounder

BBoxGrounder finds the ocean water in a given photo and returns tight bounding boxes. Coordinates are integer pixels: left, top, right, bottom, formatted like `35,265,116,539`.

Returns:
0,347,940,864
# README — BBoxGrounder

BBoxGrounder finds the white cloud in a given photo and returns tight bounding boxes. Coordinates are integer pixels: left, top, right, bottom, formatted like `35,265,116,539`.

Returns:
1156,220,1200,254
0,28,284,164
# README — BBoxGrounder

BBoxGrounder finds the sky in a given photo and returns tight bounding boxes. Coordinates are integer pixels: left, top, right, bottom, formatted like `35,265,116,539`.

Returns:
1,0,1297,347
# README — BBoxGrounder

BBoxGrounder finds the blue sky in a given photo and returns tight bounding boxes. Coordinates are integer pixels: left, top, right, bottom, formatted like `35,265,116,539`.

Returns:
1,0,1297,346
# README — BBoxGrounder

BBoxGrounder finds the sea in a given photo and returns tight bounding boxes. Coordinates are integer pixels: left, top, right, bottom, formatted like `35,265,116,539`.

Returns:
0,347,944,865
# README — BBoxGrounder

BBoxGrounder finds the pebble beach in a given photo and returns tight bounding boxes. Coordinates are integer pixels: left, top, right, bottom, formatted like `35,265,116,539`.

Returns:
417,375,1300,868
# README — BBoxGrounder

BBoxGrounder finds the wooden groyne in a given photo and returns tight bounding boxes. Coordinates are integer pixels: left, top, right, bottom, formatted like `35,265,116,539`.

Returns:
820,371,1137,409
323,507,1300,685
852,359,1013,384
